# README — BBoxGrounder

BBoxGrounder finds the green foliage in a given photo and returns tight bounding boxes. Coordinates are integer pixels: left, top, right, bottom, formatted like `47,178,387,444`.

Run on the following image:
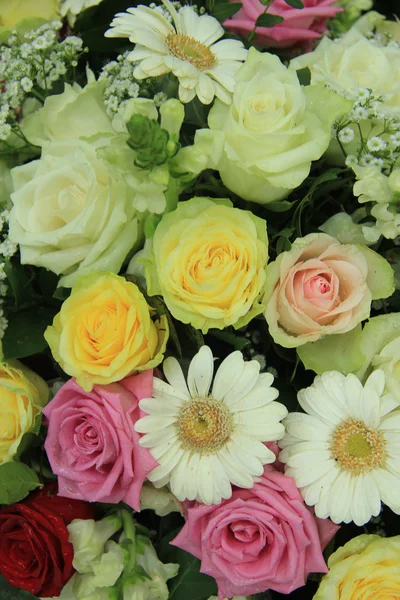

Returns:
157,530,218,600
0,461,41,505
256,13,285,27
0,577,39,600
2,306,57,360
283,0,304,7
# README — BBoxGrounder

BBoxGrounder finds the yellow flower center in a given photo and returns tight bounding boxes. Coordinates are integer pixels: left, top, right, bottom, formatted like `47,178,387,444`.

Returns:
331,419,387,472
165,33,216,70
178,398,232,453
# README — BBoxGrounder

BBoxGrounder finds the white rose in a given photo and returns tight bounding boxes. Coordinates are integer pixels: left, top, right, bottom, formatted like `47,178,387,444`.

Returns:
22,75,115,146
9,139,139,287
203,48,349,204
291,28,400,113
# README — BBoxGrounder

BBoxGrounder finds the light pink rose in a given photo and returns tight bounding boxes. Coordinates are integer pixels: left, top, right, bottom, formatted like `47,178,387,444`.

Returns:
224,0,341,48
172,463,339,599
43,372,157,510
264,233,394,348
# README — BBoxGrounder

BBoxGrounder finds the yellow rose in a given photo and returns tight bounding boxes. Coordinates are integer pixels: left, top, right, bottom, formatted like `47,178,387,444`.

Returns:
314,534,400,599
143,197,269,333
44,272,169,391
0,360,48,464
0,0,59,42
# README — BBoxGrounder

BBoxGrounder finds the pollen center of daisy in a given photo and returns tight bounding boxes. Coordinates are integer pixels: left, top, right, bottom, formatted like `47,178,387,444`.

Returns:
331,419,386,472
166,33,216,70
178,398,232,453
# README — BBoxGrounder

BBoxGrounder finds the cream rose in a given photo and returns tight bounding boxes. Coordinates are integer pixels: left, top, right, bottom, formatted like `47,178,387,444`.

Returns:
9,139,139,288
264,233,394,348
22,76,115,147
202,47,349,204
291,28,400,113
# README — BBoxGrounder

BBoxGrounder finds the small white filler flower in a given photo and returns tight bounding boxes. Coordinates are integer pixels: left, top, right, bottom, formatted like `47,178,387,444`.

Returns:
135,346,287,505
279,370,400,526
105,0,247,105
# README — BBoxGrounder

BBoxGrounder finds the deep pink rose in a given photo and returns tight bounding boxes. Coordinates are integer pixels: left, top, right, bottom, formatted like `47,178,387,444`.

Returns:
172,464,339,599
43,372,157,510
224,0,341,48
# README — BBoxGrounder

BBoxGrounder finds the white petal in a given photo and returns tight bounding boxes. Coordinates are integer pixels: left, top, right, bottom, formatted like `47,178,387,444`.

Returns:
169,451,191,499
284,413,332,441
218,447,254,488
345,373,365,420
232,434,275,463
223,361,260,407
328,471,353,524
153,377,189,402
212,351,245,399
229,385,279,412
148,437,181,461
380,392,400,417
209,455,232,501
162,357,190,397
184,452,201,501
365,369,386,397
210,38,248,61
226,439,264,477
148,446,185,484
139,427,178,449
196,74,215,105
197,456,215,505
135,415,177,433
372,468,400,513
241,422,285,441
187,345,214,398
178,84,196,103
139,397,181,417
285,459,336,488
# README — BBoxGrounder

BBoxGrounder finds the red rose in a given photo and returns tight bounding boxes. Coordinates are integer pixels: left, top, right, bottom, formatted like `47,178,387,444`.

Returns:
0,482,93,597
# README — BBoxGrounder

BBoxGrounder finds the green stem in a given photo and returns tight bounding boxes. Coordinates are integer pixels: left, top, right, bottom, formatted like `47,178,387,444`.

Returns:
30,88,46,103
120,509,136,571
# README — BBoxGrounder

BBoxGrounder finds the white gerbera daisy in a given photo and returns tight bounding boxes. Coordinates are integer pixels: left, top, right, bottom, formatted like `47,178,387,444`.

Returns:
279,370,400,526
135,346,287,505
104,1,248,105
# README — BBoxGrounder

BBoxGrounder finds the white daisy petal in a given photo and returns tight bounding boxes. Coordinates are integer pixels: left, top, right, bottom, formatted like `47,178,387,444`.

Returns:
197,456,214,504
153,377,189,402
286,459,336,488
212,350,245,400
328,471,353,524
178,85,196,103
372,468,400,513
135,415,177,433
139,397,181,417
169,452,191,499
187,345,214,397
162,356,190,397
223,361,260,406
184,452,201,501
148,447,185,484
196,74,215,105
139,428,179,449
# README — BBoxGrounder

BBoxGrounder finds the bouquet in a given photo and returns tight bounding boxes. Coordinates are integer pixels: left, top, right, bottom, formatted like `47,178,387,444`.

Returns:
1,0,400,598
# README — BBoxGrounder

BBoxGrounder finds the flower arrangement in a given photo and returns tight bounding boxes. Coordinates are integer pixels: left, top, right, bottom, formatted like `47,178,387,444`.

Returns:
0,0,400,599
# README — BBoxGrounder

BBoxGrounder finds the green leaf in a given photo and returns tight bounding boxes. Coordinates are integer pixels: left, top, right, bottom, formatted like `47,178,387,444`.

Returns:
265,200,294,212
283,0,304,7
0,461,41,504
212,2,242,21
256,13,285,27
208,329,251,351
157,530,217,600
297,325,365,376
4,261,38,310
296,67,311,86
2,306,57,360
0,575,39,599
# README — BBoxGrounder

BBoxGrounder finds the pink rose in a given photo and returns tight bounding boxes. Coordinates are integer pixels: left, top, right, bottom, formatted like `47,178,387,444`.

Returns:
172,464,338,599
224,0,341,49
43,372,157,510
264,233,394,348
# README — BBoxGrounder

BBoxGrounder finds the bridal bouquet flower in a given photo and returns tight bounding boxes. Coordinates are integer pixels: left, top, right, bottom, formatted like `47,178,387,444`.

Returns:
1,0,400,599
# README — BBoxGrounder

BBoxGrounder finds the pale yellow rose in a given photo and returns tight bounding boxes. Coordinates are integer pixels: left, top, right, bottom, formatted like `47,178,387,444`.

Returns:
202,47,350,204
143,196,269,333
291,28,400,114
0,360,48,464
0,0,59,42
9,139,139,288
264,233,394,348
44,272,169,391
314,534,400,599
